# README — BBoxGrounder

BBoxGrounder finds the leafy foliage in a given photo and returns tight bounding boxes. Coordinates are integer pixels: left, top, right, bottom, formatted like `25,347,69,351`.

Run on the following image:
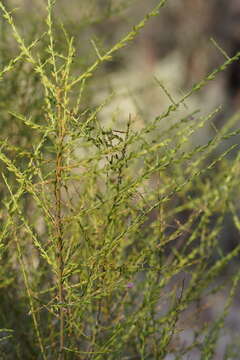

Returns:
0,1,240,359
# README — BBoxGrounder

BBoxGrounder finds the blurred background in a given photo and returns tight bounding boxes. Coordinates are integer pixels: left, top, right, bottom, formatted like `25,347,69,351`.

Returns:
1,0,240,123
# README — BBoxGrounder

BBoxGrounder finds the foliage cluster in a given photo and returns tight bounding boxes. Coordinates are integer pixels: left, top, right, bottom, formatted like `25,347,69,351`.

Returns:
0,1,240,359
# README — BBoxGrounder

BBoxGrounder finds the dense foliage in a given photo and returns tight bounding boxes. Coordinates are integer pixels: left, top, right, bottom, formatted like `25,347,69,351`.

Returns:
0,1,240,359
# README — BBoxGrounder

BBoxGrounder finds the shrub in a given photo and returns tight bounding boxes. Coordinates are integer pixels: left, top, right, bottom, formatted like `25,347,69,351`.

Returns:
0,1,240,359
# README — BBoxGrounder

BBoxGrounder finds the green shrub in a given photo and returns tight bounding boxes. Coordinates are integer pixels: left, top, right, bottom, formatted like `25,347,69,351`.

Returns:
0,1,240,359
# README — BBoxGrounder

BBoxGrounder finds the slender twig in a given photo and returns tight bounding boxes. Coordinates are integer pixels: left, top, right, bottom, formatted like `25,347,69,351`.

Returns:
54,88,65,359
